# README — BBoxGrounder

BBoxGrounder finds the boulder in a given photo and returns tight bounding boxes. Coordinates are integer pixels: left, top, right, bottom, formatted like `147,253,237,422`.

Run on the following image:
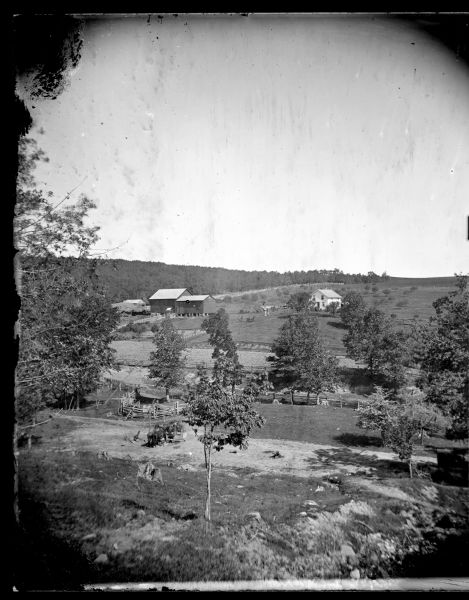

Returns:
94,553,109,565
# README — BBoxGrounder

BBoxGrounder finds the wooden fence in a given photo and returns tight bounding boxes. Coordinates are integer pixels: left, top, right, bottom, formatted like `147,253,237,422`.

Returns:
118,397,187,420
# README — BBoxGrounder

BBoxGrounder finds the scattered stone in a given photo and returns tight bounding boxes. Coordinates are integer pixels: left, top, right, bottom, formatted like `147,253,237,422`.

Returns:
299,511,308,517
369,552,380,565
304,500,318,507
113,543,119,550
137,462,164,484
94,553,109,565
247,511,262,521
237,485,244,488
176,464,197,472
81,533,97,541
136,509,146,518
315,485,325,493
340,544,356,560
350,569,360,580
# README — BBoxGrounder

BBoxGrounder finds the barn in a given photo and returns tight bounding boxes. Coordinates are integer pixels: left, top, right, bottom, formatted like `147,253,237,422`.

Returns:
175,294,217,316
149,288,191,314
310,289,342,310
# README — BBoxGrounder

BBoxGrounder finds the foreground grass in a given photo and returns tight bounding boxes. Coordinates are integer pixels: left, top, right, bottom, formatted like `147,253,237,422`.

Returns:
16,419,469,590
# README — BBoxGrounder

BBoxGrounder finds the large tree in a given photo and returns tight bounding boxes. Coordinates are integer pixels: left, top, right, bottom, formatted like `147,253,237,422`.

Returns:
344,307,407,390
418,275,469,439
148,319,187,401
202,308,242,391
271,309,338,403
15,137,119,422
340,290,366,329
287,291,311,313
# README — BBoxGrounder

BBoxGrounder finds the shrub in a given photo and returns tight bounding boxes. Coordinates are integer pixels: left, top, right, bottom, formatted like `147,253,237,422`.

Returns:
396,300,408,307
224,295,232,303
382,289,391,296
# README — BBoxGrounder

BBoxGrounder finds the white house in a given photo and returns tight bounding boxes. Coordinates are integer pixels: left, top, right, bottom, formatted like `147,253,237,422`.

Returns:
310,289,342,310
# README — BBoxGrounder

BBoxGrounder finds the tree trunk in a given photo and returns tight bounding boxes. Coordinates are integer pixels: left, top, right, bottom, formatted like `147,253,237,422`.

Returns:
205,445,212,522
408,460,413,479
420,427,424,445
165,387,170,402
307,391,310,405
316,393,320,406
290,390,294,405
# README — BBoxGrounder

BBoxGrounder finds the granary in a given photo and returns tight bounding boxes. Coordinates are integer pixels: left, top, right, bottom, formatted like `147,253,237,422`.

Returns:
149,288,191,314
310,289,342,310
176,294,217,316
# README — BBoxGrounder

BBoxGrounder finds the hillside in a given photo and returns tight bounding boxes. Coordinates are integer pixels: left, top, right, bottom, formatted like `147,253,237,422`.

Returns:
93,258,455,302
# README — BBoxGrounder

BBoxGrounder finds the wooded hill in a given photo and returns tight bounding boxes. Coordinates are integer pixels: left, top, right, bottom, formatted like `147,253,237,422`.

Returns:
93,258,392,302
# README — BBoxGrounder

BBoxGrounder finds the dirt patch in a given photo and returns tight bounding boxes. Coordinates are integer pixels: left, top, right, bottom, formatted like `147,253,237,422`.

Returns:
52,415,436,479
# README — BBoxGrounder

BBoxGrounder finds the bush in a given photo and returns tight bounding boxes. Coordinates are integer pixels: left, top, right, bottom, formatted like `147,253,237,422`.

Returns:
396,300,408,307
224,295,232,303
382,289,391,296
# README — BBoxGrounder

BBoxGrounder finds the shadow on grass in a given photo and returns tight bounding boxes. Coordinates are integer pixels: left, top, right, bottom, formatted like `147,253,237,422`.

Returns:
334,432,383,448
310,446,413,479
328,320,347,329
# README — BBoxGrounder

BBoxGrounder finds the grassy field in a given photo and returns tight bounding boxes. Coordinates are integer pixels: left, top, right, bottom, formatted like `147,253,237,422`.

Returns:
115,280,456,357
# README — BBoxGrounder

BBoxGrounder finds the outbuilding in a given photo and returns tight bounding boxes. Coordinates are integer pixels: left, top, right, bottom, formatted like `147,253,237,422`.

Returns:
149,288,191,315
176,295,217,316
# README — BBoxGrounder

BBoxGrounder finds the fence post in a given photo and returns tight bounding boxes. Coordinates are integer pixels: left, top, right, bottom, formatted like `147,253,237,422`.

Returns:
175,401,179,415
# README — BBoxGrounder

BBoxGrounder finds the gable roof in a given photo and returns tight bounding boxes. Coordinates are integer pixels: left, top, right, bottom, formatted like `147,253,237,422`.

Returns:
176,294,213,302
149,288,189,300
311,288,342,299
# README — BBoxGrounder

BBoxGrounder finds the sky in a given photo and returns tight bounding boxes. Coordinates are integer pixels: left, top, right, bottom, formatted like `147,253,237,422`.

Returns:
17,14,469,277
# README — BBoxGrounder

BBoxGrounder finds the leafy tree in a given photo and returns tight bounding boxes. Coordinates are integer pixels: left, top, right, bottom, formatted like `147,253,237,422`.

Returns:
183,366,265,521
340,291,366,329
326,301,340,316
15,138,119,422
287,291,311,312
148,320,186,401
344,307,407,390
271,309,338,403
202,309,242,392
357,387,447,476
418,275,469,439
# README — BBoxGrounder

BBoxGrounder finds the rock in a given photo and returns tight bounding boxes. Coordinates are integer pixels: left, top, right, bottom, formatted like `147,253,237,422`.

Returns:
369,552,379,565
94,553,109,565
137,509,146,518
350,568,360,580
81,533,97,541
304,500,318,507
299,511,308,516
315,485,325,493
340,544,356,560
247,511,262,521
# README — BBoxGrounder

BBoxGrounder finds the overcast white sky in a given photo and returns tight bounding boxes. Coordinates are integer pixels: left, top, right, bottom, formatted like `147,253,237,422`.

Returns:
17,15,469,277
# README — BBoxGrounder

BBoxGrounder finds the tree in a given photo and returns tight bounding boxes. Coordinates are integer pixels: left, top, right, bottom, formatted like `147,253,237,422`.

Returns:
344,307,407,390
287,291,311,313
418,274,469,439
271,309,338,403
340,291,366,329
326,301,340,316
148,320,186,401
357,386,447,477
202,309,242,392
183,366,265,521
15,137,119,423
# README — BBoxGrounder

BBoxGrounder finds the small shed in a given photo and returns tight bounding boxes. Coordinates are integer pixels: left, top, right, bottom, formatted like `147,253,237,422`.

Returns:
176,295,217,316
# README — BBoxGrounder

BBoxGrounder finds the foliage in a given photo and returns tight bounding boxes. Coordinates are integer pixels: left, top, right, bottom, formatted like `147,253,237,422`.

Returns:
183,366,265,520
340,291,366,329
357,386,447,476
417,274,469,439
344,307,407,390
270,309,339,400
15,138,119,422
202,309,243,391
148,319,186,400
287,291,311,312
326,301,340,316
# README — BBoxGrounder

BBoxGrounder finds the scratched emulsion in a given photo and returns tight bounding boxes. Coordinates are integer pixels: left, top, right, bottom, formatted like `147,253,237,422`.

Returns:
15,15,469,277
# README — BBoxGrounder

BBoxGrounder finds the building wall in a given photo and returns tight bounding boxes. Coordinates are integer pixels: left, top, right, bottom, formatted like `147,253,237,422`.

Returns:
311,292,342,310
150,291,191,314
176,297,217,316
